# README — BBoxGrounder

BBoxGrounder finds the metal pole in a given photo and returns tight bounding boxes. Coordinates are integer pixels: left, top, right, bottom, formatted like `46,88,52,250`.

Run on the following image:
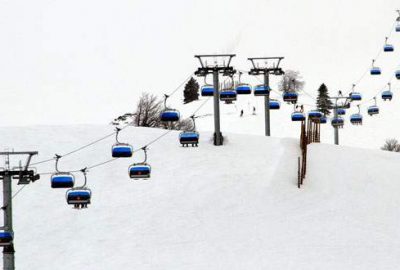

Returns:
3,172,15,270
213,68,222,145
264,72,271,136
334,107,339,145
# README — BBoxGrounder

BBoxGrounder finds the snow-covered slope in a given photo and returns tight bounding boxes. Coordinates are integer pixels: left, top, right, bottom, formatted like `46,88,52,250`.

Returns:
2,125,400,269
175,88,400,150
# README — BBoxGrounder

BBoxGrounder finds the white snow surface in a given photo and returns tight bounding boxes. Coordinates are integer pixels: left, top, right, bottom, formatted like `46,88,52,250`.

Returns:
175,91,400,150
1,125,400,269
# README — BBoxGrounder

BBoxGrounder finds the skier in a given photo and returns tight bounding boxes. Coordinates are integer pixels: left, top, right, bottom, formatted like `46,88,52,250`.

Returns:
240,109,244,117
252,106,256,115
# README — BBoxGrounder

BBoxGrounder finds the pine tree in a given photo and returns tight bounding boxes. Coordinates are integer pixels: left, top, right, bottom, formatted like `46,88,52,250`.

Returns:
316,83,333,116
183,77,199,104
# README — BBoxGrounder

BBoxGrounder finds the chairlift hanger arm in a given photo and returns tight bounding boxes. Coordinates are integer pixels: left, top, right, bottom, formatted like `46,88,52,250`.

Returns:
140,147,148,163
115,127,122,144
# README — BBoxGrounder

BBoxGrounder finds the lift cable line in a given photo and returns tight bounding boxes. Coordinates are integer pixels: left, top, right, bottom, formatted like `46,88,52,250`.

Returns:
11,185,28,200
6,10,400,270
30,124,129,166
10,8,400,205
165,73,195,97
30,73,194,167
13,74,199,207
357,64,400,106
345,17,398,96
18,79,215,199
34,130,173,177
192,97,213,116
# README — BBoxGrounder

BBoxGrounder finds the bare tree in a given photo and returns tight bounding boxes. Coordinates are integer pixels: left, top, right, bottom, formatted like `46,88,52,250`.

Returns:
278,70,305,92
133,93,163,127
112,92,194,131
381,138,400,152
111,92,162,127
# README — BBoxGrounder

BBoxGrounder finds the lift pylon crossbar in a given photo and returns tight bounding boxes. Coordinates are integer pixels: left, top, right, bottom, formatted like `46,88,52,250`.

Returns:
248,57,285,74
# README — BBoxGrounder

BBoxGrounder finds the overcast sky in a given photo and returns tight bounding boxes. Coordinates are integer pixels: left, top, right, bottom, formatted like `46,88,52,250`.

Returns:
0,0,399,126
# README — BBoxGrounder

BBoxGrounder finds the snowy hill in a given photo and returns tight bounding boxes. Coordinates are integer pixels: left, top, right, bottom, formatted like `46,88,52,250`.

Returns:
174,87,400,150
2,125,400,269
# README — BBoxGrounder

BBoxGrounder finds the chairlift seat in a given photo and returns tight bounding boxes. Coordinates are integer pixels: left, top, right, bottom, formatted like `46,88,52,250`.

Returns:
235,84,252,95
220,90,237,101
337,108,346,115
269,100,280,110
368,105,379,116
160,110,180,122
0,231,14,247
395,70,400,80
291,112,305,122
51,173,75,188
254,85,270,96
350,114,363,125
66,189,91,205
129,164,151,179
179,131,199,145
370,67,381,75
308,111,323,120
320,116,327,124
201,85,214,96
0,232,13,246
283,92,298,103
382,91,393,101
384,44,394,52
331,117,344,128
350,92,362,101
112,144,133,158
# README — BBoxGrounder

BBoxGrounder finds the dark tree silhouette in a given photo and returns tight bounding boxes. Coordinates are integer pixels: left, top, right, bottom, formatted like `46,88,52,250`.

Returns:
183,77,200,104
316,84,333,116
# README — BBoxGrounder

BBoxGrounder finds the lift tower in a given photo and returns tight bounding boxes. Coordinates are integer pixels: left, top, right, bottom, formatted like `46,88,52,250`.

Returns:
248,57,285,136
0,151,40,270
328,93,352,145
194,54,236,146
